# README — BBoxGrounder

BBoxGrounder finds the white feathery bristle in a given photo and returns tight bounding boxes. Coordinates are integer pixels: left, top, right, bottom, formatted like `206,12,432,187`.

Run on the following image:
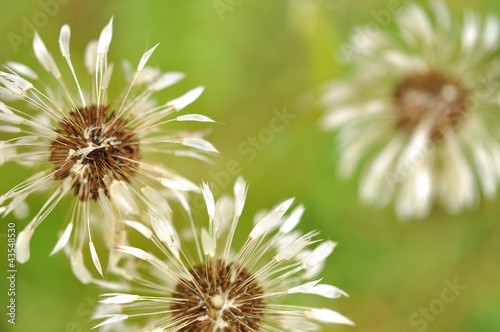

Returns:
462,12,480,51
71,250,93,284
94,301,121,317
138,43,159,72
303,258,326,280
93,280,130,292
108,231,125,273
0,76,18,94
484,14,500,51
0,125,21,133
171,189,192,215
276,231,301,251
176,114,215,123
249,199,294,240
431,0,451,30
0,112,23,124
116,245,152,261
279,204,305,234
98,189,114,218
15,228,34,263
89,241,103,276
281,318,320,331
249,210,285,240
0,101,13,114
201,182,215,219
33,32,61,78
136,66,161,85
173,150,213,164
286,279,322,294
0,72,33,91
0,78,21,96
304,240,337,268
233,176,248,216
100,294,139,304
304,284,349,299
85,40,98,74
59,24,71,58
272,197,295,213
3,192,28,217
215,195,234,235
116,245,170,272
97,17,114,55
110,181,139,215
150,214,180,259
274,238,309,262
122,60,133,81
201,228,215,257
124,220,153,239
61,176,74,195
305,308,355,326
167,86,204,111
50,222,73,256
158,177,199,192
92,314,128,329
141,186,171,214
149,71,185,91
6,62,38,80
13,200,29,220
101,63,115,90
182,137,219,153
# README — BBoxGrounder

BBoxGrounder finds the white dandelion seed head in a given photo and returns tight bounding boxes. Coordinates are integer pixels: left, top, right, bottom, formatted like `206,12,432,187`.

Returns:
94,178,352,331
323,1,500,220
0,19,215,278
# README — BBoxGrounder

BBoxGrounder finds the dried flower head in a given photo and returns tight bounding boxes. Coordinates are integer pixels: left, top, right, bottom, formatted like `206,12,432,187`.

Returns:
0,18,217,281
94,177,353,331
322,1,500,219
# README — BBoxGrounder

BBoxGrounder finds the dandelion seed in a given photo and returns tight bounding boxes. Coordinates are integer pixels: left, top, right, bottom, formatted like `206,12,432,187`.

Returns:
0,19,216,280
322,1,500,219
94,178,352,331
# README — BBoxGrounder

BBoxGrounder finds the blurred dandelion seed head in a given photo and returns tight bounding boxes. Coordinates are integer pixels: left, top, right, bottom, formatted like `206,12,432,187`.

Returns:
322,1,500,220
394,70,469,141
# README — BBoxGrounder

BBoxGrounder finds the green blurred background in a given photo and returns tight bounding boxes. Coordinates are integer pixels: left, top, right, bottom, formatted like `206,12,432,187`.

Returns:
1,0,500,331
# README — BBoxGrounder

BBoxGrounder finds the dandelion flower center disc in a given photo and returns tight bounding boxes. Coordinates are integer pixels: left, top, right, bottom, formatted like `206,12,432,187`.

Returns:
49,105,139,201
394,71,469,140
172,260,264,331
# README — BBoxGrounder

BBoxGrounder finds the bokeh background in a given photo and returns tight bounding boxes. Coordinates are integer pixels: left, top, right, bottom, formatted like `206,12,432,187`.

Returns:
1,0,500,331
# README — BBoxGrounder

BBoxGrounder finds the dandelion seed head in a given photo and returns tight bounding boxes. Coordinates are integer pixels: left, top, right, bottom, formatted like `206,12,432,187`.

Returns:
171,260,264,331
394,71,469,141
94,179,352,331
49,105,139,201
322,1,500,219
0,18,215,277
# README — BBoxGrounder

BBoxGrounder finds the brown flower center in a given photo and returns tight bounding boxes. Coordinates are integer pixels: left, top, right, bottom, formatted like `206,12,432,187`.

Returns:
172,260,265,331
394,71,469,140
49,105,139,201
